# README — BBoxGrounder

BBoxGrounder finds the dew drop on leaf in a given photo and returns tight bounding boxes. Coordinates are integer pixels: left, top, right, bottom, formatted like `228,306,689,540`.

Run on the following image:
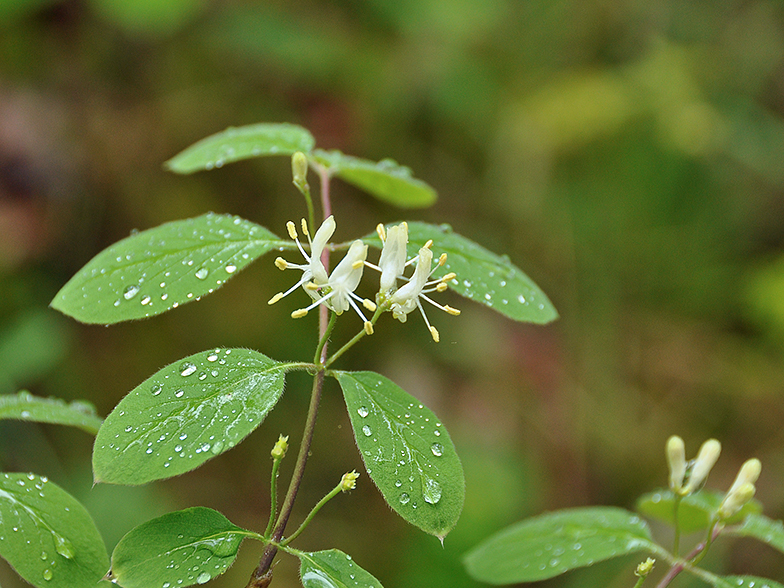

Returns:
197,572,211,584
43,569,53,581
195,268,209,280
151,384,163,396
399,493,410,505
430,443,444,457
357,406,369,418
225,264,237,273
362,425,372,436
180,363,197,377
423,477,442,505
123,285,140,300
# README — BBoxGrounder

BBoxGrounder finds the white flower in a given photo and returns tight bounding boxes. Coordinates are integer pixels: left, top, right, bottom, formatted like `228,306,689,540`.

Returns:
387,244,460,342
377,222,409,293
268,216,334,306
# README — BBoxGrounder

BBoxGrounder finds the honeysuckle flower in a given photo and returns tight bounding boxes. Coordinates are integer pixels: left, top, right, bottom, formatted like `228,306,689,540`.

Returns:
268,215,334,306
376,222,409,293
291,239,374,334
682,439,721,495
666,435,687,492
388,244,460,343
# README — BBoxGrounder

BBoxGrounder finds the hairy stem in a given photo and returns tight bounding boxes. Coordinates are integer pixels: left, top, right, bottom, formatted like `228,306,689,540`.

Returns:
654,524,723,588
246,169,334,588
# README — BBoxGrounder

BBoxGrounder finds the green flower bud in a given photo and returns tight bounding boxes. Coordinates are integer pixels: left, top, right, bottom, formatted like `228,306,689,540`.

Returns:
291,151,309,192
719,482,756,519
340,470,359,492
635,557,655,577
271,434,289,460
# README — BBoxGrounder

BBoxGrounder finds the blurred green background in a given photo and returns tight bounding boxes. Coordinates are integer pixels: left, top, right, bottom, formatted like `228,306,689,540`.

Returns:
2,0,784,586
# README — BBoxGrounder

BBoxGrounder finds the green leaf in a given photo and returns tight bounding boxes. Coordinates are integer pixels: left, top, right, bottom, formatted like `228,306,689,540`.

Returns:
93,348,288,485
636,489,762,534
0,391,102,435
110,507,253,588
296,549,384,588
729,513,784,553
334,371,464,539
365,222,558,324
712,576,784,588
463,507,656,584
51,213,288,324
313,149,437,208
165,123,316,174
0,472,109,588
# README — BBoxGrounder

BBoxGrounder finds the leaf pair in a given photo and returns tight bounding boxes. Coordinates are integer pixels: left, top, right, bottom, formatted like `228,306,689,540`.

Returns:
109,506,385,588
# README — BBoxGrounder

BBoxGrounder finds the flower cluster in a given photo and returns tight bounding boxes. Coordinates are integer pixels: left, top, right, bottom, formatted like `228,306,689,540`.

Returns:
268,216,459,341
666,435,762,520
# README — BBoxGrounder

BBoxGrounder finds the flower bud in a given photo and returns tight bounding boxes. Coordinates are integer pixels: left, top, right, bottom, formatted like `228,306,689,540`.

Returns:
683,439,721,494
666,435,686,492
635,558,655,577
725,458,761,499
291,152,309,192
719,482,756,519
271,434,289,460
340,470,359,492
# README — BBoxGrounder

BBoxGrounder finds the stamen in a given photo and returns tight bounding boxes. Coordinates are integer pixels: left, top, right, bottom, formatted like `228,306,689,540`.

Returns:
291,309,308,318
444,305,461,316
363,299,377,312
429,326,440,343
304,281,320,291
352,259,364,270
301,218,309,236
424,239,433,249
274,257,288,270
286,221,298,240
376,223,386,242
437,253,447,266
268,292,284,305
364,321,374,335
420,293,460,315
436,282,448,292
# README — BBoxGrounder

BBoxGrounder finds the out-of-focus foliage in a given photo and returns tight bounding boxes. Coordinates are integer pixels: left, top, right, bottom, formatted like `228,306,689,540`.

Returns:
2,0,784,586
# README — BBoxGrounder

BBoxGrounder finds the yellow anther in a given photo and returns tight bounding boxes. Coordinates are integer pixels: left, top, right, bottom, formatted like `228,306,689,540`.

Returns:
436,283,448,293
301,218,309,236
274,257,288,270
376,223,386,242
291,309,308,319
440,272,457,282
352,260,364,270
363,299,377,312
444,305,461,316
304,281,320,291
438,253,447,266
429,326,440,342
286,221,298,240
424,239,433,249
364,321,374,335
268,292,284,305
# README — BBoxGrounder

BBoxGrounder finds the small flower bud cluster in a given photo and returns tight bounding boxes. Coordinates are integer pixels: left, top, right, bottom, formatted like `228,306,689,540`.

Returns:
666,435,761,520
271,434,289,460
268,216,459,341
340,470,359,492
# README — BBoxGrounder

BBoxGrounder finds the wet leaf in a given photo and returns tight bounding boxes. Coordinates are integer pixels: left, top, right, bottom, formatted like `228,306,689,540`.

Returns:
636,489,761,534
110,507,253,588
296,549,383,588
0,472,109,588
712,576,784,588
463,507,656,584
51,213,288,324
0,391,102,435
334,371,464,539
313,149,437,208
93,348,289,485
364,222,558,324
729,513,784,554
165,123,315,173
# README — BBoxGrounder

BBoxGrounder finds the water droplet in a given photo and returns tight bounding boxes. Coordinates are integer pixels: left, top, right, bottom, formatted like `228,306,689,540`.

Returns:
180,363,197,377
211,441,224,454
430,443,444,457
196,572,211,584
141,295,152,305
207,353,219,362
123,285,140,300
423,477,442,505
225,265,237,273
395,480,402,487
43,569,53,581
174,389,184,398
195,268,209,280
517,294,526,304
357,406,369,418
399,493,410,505
434,430,441,436
54,533,74,558
40,551,48,560
151,384,163,396
174,445,183,452
198,372,207,381
113,299,121,307
362,425,372,436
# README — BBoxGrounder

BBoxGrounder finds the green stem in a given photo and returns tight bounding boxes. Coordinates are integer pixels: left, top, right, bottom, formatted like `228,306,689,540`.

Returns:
281,483,343,546
672,493,682,556
264,457,282,538
314,312,338,365
688,519,719,567
325,305,385,368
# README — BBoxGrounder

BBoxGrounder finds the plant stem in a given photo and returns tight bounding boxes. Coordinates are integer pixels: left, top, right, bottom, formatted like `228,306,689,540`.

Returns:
325,306,385,368
672,493,682,556
264,457,282,538
246,169,335,588
281,482,343,547
654,524,723,588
